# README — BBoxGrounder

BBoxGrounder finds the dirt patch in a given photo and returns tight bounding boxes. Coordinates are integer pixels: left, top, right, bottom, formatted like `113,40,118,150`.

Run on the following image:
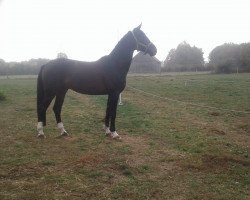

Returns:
77,152,107,166
114,134,151,167
120,134,149,151
210,128,226,135
183,154,250,172
2,165,44,181
202,154,250,170
156,151,185,175
238,123,250,134
209,112,221,116
117,134,185,176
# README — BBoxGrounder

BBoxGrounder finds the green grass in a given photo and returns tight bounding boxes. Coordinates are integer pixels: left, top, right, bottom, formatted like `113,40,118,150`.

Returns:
0,91,6,101
0,74,249,199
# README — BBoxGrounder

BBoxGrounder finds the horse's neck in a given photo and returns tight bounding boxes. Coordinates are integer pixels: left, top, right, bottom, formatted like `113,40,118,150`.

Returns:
109,33,134,74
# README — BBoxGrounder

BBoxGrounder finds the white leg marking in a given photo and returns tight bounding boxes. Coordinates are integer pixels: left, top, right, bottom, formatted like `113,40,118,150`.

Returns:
37,122,45,138
105,126,111,135
110,131,121,140
103,125,121,139
57,122,69,136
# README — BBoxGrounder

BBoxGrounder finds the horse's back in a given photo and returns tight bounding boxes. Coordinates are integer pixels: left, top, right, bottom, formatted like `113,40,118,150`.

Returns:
39,58,117,95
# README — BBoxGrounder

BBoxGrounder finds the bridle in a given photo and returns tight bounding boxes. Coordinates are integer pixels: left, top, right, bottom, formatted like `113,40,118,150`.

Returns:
131,30,152,54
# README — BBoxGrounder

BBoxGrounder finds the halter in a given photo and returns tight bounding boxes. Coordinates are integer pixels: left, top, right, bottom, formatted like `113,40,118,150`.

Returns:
131,30,152,54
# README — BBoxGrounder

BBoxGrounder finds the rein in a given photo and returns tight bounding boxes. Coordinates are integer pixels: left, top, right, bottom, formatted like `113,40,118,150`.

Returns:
131,31,152,54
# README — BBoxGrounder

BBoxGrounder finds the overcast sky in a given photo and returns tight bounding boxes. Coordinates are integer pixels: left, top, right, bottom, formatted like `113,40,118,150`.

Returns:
0,0,249,62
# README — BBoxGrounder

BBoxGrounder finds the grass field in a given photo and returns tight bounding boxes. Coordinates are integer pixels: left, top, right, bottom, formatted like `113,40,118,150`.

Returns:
0,73,249,200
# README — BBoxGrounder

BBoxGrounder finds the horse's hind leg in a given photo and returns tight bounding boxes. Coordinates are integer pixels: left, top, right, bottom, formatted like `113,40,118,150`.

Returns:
53,90,68,136
107,92,121,139
37,93,55,137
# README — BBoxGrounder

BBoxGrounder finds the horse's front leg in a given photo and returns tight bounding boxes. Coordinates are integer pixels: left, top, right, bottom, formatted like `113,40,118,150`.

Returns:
104,95,112,135
105,92,121,139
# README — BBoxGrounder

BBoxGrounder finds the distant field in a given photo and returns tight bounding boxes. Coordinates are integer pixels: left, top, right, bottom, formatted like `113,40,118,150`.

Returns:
0,73,249,200
0,75,37,79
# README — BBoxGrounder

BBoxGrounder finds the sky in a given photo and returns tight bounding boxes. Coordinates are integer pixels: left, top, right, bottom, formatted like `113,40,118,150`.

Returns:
0,0,249,62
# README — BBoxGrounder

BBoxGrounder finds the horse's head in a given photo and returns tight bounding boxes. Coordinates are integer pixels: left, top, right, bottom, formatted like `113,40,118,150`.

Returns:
131,24,157,56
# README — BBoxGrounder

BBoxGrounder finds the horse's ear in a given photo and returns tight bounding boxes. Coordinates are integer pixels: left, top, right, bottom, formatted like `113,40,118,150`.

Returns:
136,23,142,30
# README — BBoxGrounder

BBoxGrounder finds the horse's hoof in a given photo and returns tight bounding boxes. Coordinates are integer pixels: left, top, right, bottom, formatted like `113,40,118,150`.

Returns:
104,126,111,135
110,131,122,140
37,133,46,139
61,131,69,137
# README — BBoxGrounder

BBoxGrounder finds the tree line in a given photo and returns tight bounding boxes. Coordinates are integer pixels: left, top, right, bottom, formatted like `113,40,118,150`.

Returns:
0,53,67,76
0,43,250,75
163,42,250,73
0,58,50,76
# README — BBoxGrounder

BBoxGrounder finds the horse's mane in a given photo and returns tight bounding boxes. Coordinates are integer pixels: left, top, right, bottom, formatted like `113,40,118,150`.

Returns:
109,32,132,57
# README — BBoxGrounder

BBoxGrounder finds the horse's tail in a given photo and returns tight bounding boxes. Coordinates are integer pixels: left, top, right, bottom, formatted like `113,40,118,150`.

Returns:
37,65,44,122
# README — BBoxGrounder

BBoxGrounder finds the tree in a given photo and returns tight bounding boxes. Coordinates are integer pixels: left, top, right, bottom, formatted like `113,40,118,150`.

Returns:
209,43,250,73
57,52,68,59
239,43,250,72
163,41,204,72
0,59,8,75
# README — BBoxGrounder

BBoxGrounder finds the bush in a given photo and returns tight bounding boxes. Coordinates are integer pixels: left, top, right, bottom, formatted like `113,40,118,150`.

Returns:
0,91,6,101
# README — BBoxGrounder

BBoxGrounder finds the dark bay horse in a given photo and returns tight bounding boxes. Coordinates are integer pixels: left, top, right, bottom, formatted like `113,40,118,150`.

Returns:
36,24,157,139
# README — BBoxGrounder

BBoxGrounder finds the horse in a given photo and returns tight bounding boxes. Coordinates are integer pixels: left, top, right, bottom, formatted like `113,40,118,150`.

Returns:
36,24,157,139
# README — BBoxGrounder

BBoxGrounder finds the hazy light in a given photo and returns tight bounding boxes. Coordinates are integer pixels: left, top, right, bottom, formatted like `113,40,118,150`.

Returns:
0,0,249,62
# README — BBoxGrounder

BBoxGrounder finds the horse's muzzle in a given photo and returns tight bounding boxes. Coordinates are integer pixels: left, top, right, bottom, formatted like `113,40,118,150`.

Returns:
148,43,157,56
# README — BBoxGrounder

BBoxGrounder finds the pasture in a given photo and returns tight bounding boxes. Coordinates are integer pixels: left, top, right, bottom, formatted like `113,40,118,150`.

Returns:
0,73,249,200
